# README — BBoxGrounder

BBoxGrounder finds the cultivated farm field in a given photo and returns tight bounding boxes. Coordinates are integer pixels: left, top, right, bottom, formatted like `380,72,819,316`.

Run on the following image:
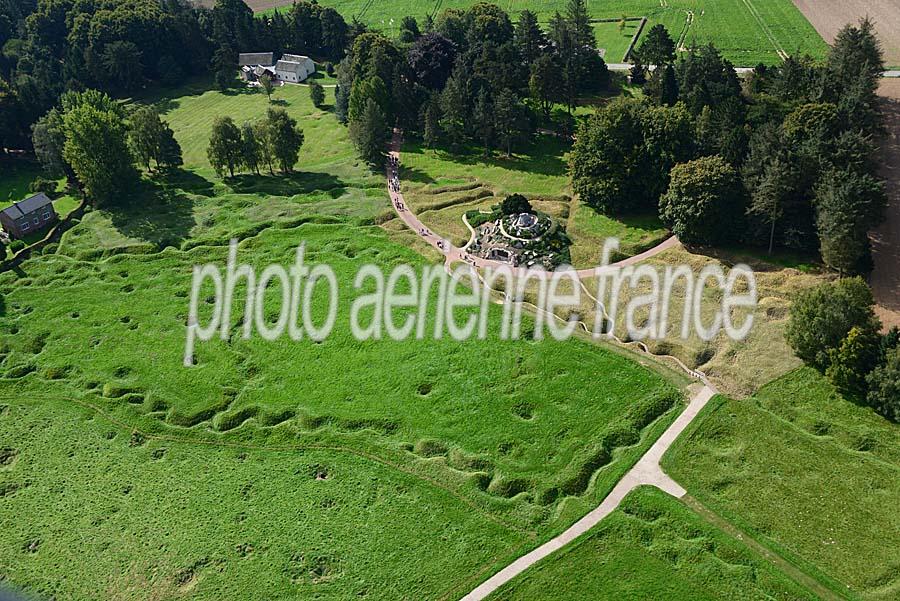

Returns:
257,0,828,65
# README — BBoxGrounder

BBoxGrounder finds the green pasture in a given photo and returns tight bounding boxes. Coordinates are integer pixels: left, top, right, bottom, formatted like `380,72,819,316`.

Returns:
664,368,900,599
0,77,698,599
490,486,818,600
0,395,523,600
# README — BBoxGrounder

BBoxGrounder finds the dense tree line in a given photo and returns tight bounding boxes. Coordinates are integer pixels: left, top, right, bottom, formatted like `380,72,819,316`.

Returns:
0,0,350,151
570,19,887,275
786,277,900,422
336,0,612,164
207,107,304,177
31,89,182,206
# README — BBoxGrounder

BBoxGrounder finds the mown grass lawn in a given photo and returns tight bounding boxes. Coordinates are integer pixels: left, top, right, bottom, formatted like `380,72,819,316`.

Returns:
490,486,818,600
398,138,669,266
663,368,900,599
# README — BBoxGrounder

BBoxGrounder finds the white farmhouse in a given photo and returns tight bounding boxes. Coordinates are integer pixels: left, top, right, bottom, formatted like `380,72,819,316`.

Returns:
281,54,316,76
274,54,316,83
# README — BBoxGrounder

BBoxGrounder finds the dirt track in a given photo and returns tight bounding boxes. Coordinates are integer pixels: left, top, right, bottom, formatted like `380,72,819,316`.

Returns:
872,79,900,329
792,0,900,67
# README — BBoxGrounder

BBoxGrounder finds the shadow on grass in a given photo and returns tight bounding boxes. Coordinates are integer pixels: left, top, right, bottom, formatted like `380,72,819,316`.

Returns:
157,168,216,198
107,178,196,249
398,165,436,185
226,171,346,198
404,135,569,179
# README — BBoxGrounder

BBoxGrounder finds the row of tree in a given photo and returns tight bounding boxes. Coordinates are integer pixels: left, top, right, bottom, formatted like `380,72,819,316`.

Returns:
30,90,182,206
786,277,899,422
207,108,304,178
570,19,887,275
336,0,612,164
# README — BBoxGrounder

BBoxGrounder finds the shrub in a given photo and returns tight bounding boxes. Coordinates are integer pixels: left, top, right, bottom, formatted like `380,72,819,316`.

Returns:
500,193,532,215
866,347,900,422
785,277,880,371
29,177,58,196
9,240,25,253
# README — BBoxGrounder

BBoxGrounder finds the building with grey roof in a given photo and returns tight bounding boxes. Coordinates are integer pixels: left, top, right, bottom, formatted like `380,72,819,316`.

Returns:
0,192,58,239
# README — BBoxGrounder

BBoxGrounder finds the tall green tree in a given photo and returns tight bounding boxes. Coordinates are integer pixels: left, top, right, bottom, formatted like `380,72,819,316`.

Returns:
259,73,275,102
129,106,166,171
32,108,68,178
440,69,469,148
473,89,494,157
814,168,886,275
867,346,900,422
826,326,881,399
254,119,275,174
515,10,545,66
637,24,676,66
493,89,528,158
61,90,138,205
746,156,799,254
398,16,420,43
157,125,183,170
101,41,143,92
645,63,678,106
266,107,304,173
309,81,325,108
785,277,880,371
240,121,262,175
659,155,743,245
422,93,442,149
565,0,594,49
207,115,243,177
529,54,563,119
349,97,388,165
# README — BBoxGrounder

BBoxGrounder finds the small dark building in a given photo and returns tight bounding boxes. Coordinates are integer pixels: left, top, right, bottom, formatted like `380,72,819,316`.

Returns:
0,192,58,239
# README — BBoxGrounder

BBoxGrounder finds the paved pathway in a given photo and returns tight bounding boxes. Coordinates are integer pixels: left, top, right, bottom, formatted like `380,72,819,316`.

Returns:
458,384,717,601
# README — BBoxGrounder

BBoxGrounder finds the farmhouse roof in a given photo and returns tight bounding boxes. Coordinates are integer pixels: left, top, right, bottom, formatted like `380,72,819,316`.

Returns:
1,192,53,220
238,52,274,67
281,54,314,66
275,60,304,75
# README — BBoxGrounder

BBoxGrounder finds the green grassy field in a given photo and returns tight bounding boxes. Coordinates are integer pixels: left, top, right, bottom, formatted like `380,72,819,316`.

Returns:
663,368,900,600
490,486,818,600
0,78,698,599
276,0,829,65
398,139,670,265
0,395,524,600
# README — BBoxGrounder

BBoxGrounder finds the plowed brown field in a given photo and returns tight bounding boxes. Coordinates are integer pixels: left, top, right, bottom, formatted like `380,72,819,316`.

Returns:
792,0,900,66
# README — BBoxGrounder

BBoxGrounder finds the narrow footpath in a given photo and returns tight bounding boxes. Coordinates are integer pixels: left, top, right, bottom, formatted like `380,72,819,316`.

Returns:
458,384,716,601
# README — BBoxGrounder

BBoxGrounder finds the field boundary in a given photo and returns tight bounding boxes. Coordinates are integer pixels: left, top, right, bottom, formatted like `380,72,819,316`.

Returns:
623,16,648,62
